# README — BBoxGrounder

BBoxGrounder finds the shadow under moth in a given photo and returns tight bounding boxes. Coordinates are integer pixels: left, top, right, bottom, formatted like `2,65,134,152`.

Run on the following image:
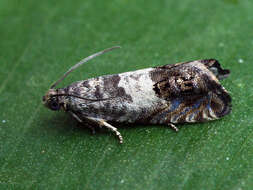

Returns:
43,46,231,143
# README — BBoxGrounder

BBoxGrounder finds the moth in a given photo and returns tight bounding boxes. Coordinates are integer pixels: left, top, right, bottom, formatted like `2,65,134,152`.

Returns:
43,46,231,143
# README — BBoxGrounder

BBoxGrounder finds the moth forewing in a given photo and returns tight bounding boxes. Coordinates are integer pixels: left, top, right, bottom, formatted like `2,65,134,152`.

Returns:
43,47,231,144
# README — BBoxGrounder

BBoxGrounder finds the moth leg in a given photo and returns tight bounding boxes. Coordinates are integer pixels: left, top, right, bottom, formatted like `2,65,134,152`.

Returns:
86,117,123,144
102,120,123,144
70,111,83,123
168,123,179,132
69,111,96,134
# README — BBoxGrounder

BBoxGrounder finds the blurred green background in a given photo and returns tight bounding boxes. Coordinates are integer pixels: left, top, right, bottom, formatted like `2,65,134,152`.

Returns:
1,0,253,189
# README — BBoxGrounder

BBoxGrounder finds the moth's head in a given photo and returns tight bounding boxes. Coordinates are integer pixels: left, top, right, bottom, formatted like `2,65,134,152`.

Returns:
42,46,120,111
42,89,61,111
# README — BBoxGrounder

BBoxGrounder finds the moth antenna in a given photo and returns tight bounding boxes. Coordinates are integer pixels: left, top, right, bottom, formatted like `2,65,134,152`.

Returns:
50,46,121,89
52,94,116,102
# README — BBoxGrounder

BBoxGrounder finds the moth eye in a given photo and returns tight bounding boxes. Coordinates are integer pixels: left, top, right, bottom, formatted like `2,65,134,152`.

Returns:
50,100,60,111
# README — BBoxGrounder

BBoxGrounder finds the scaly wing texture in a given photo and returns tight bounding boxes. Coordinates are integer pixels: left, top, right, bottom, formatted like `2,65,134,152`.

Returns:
150,60,231,123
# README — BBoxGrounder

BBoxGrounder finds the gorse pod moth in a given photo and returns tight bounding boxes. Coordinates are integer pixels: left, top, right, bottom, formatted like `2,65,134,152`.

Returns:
43,46,231,143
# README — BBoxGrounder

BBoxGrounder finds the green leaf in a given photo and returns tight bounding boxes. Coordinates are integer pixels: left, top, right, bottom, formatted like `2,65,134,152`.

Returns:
1,0,253,189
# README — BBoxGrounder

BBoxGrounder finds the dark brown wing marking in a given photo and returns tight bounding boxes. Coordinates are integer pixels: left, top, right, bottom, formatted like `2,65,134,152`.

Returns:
149,60,231,123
